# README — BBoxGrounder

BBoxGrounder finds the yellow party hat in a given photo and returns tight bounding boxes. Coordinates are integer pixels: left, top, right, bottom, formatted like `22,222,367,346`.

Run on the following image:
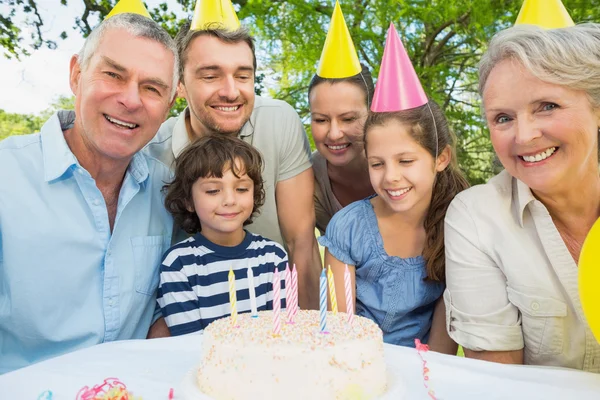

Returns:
514,0,574,29
190,0,241,31
316,0,361,78
105,0,151,19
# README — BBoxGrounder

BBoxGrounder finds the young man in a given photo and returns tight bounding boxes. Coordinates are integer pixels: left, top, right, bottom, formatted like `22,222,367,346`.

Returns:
0,12,178,374
146,24,321,309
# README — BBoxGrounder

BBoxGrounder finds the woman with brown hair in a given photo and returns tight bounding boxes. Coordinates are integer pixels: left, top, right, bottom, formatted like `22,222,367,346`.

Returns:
308,2,375,234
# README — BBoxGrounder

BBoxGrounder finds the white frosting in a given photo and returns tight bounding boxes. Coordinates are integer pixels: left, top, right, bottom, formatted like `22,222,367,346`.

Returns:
198,310,387,399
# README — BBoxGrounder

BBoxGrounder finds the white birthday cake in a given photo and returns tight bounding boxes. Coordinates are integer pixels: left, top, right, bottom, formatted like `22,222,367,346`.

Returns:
197,309,387,400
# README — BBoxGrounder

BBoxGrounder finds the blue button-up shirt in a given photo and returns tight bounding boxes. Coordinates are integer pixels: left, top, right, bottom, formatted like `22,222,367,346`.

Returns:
0,111,173,374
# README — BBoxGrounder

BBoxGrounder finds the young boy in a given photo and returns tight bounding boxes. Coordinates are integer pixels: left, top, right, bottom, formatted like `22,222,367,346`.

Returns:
157,135,287,336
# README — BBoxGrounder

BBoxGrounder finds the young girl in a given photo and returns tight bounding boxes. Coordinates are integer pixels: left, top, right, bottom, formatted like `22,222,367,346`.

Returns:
319,99,469,352
156,135,287,336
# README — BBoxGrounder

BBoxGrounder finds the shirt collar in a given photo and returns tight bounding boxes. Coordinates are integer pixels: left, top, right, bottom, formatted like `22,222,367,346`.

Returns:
171,108,191,158
513,175,537,228
41,111,78,182
127,151,150,185
172,101,259,157
41,110,149,185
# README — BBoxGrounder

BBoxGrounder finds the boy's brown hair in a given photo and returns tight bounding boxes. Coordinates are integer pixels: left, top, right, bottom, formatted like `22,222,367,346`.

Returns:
164,135,265,234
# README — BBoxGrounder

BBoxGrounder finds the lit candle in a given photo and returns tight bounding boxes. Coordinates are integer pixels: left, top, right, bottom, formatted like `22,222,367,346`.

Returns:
247,267,258,317
288,264,298,323
319,268,327,333
272,267,281,335
344,264,354,325
327,265,338,314
285,263,292,318
229,268,237,326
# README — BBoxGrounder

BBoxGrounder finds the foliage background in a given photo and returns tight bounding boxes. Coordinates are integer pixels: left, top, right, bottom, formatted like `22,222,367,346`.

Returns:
1,0,599,183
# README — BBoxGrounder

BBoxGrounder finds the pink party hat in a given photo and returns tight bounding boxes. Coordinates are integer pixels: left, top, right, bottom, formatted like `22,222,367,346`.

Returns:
371,23,428,112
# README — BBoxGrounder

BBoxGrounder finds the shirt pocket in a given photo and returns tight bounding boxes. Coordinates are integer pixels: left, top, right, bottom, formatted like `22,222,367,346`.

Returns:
131,235,169,296
507,287,567,355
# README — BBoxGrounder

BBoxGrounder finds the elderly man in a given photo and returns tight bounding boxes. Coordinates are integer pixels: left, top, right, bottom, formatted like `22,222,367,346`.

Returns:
0,12,178,374
146,22,322,309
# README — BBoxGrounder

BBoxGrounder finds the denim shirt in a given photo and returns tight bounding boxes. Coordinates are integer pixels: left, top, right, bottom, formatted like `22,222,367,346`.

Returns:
318,196,444,346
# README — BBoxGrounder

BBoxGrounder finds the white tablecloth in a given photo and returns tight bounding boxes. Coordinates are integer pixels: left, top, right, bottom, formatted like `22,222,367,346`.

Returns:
1,334,599,399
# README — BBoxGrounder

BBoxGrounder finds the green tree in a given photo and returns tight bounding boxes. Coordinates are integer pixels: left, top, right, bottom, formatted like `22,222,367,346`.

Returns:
0,95,74,141
0,109,44,140
2,0,600,182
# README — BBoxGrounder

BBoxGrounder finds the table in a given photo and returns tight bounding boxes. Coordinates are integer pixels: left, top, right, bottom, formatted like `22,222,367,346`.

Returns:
1,334,599,399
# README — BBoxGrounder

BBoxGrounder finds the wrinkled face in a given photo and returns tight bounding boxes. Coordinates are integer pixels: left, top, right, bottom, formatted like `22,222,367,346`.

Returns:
190,159,254,243
310,81,368,167
70,28,174,162
483,59,600,193
366,119,448,214
180,35,255,136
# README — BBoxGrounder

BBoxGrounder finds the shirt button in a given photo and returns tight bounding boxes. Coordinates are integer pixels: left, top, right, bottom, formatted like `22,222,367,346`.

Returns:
531,302,540,311
109,299,113,306
93,199,101,206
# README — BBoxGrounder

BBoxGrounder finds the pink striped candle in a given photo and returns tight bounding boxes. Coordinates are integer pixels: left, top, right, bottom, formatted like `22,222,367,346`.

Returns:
344,264,354,325
272,267,281,335
291,264,299,321
285,263,292,319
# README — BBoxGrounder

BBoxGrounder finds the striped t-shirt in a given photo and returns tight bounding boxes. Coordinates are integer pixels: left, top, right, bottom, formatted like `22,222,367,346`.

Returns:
157,230,287,335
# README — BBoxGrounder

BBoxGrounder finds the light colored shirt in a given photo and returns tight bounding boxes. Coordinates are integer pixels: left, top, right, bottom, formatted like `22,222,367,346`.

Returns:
0,111,173,374
318,196,444,346
145,96,313,246
444,170,600,371
312,151,343,235
157,231,287,335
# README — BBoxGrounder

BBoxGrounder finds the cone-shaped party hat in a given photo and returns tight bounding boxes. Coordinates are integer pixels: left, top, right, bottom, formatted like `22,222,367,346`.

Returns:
190,0,240,31
316,0,361,78
105,0,151,19
371,23,427,112
514,0,574,29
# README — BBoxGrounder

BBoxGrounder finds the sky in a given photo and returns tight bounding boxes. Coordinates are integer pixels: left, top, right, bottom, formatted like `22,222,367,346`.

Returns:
0,1,185,115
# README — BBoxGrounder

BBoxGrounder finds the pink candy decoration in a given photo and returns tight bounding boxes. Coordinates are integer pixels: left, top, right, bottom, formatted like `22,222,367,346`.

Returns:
415,339,438,400
76,378,137,400
371,23,428,112
344,264,354,325
273,267,281,335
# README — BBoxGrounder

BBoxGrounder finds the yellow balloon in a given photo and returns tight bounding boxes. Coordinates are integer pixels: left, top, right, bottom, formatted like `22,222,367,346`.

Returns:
579,217,600,344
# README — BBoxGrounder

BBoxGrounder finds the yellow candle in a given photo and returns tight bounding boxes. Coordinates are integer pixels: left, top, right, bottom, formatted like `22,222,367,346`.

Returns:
327,266,338,314
229,268,237,325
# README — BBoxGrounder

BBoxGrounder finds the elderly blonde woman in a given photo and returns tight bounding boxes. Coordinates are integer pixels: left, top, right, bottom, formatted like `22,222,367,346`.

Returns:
444,24,600,371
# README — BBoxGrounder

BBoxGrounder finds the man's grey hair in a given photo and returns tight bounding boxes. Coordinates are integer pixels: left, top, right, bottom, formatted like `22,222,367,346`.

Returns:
77,13,179,99
479,23,600,108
